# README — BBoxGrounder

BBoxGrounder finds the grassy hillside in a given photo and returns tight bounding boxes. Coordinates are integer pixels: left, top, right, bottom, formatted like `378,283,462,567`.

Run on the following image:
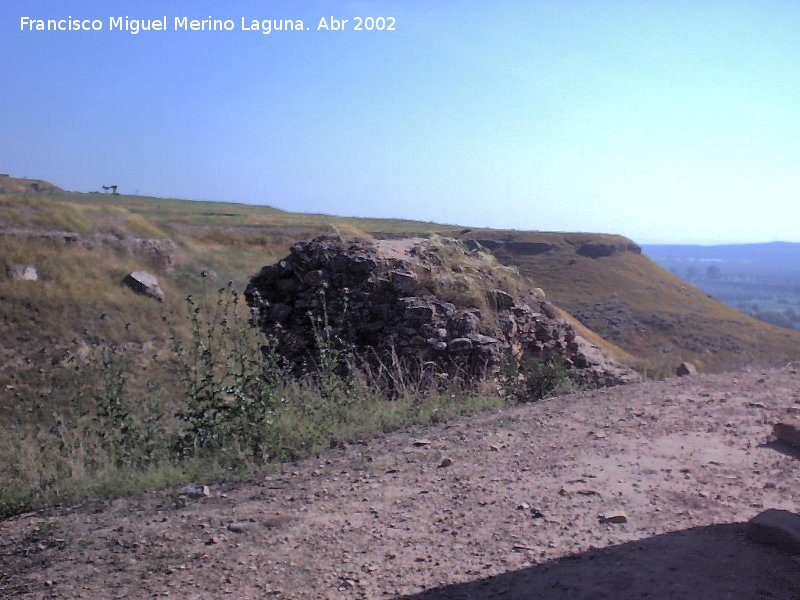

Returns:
456,230,800,374
3,176,800,401
0,183,463,416
0,175,63,195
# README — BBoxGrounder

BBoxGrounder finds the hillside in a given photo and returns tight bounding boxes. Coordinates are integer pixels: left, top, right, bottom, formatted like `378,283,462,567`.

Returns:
2,177,800,400
0,175,63,196
457,231,800,374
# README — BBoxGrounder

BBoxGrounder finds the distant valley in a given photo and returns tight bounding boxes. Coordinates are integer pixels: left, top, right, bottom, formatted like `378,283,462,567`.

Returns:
643,242,800,331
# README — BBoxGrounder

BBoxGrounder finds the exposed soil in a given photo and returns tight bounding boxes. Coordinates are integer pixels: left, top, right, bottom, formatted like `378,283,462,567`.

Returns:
373,237,427,262
2,368,799,599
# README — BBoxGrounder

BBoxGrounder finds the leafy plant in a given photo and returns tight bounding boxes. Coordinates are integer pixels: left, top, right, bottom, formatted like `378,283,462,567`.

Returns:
169,283,281,460
501,353,585,402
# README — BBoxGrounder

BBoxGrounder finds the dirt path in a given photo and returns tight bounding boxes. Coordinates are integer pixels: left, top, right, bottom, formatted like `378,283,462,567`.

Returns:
2,368,799,599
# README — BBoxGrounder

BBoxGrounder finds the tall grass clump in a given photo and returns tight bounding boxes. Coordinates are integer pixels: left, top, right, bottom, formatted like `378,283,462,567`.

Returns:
413,237,525,320
0,344,171,517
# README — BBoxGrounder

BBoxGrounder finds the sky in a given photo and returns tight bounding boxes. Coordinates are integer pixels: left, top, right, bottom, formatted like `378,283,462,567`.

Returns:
1,1,799,244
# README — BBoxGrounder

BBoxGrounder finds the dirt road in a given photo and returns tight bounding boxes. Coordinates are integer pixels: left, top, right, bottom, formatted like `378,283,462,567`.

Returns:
2,368,799,599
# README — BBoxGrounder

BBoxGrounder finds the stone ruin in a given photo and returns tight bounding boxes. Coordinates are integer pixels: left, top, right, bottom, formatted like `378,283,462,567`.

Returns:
245,236,639,387
0,229,176,271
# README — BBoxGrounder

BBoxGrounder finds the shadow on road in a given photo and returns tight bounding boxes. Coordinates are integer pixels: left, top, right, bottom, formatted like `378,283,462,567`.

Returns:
397,523,799,600
763,440,800,460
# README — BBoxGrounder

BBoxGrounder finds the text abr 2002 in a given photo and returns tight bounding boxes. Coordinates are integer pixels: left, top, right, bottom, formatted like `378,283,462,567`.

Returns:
354,17,396,31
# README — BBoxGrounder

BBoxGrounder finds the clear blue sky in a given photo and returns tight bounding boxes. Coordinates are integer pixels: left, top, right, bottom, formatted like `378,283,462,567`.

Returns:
2,1,799,243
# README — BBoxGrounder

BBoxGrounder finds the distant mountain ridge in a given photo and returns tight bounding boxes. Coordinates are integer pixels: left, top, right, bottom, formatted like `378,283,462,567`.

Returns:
643,242,800,277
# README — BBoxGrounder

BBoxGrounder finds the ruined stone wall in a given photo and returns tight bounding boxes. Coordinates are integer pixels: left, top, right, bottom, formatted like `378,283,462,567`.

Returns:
245,236,638,386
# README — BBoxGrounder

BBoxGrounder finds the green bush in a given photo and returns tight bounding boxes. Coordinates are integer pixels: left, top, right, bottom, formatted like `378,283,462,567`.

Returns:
169,284,282,460
501,354,586,402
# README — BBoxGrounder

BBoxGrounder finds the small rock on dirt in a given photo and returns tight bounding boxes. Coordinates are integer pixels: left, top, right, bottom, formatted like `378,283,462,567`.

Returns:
6,264,38,281
560,482,600,497
228,521,259,534
601,511,628,524
676,362,697,377
178,484,211,499
438,457,454,468
747,509,800,554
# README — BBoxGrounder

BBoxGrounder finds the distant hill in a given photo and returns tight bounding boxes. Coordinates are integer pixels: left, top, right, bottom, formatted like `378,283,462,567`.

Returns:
643,242,800,332
0,175,63,195
643,242,800,278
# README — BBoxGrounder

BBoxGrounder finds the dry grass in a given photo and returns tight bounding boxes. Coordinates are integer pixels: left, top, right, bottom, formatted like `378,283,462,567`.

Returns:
0,235,191,420
460,230,800,373
413,237,526,318
0,294,512,518
0,195,167,238
62,191,461,237
0,176,63,195
5,185,800,397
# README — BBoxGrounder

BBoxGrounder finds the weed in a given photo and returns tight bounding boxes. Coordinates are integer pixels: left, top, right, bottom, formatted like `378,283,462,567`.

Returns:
169,283,281,461
501,354,586,402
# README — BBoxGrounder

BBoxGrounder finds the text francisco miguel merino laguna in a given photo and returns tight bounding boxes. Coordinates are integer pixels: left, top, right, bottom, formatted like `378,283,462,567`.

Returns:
18,15,393,35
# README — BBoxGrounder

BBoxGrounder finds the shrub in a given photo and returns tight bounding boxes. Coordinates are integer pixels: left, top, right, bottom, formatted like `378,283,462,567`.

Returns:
169,283,282,460
501,354,585,402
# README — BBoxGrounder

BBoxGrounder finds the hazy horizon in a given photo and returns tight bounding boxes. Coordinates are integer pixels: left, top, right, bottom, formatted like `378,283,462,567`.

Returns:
2,1,799,245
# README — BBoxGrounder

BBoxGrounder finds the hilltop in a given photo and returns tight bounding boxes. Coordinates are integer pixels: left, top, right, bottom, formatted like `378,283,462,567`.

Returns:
0,175,63,196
